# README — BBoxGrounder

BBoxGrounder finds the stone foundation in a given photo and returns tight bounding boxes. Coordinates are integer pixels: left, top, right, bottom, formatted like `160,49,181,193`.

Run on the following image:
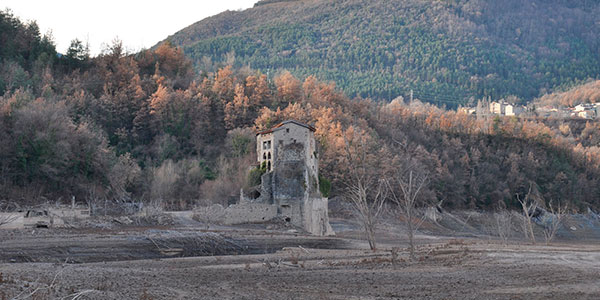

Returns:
222,203,278,225
303,198,335,236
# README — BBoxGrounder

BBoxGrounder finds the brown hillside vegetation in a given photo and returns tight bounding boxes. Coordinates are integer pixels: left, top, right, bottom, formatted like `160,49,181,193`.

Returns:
2,10,600,211
536,80,600,107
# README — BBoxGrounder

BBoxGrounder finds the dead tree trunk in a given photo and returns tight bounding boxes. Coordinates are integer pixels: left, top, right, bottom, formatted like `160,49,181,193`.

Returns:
517,184,537,245
543,201,568,245
345,162,386,251
342,131,387,251
494,210,513,245
388,170,428,260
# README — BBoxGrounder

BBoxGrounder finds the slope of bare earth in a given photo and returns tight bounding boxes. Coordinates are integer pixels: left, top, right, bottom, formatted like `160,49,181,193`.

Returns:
0,211,599,299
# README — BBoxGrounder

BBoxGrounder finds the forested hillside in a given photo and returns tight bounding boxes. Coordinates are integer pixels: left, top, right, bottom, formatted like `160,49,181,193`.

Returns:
164,0,600,106
2,9,600,211
536,79,600,107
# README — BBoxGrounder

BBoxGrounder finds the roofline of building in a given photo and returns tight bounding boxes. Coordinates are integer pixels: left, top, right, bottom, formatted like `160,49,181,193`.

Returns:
256,120,316,135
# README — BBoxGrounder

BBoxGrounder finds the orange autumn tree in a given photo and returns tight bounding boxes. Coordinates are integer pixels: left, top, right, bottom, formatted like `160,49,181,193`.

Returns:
275,70,302,104
224,83,251,130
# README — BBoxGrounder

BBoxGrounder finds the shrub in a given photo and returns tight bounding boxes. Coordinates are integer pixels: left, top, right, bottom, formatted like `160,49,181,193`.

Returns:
247,162,267,188
319,175,331,198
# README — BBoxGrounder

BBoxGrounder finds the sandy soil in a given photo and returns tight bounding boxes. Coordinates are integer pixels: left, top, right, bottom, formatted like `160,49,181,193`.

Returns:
1,221,599,300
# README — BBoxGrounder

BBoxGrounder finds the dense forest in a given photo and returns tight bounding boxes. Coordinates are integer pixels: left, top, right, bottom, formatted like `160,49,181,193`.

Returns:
2,9,600,212
164,0,600,106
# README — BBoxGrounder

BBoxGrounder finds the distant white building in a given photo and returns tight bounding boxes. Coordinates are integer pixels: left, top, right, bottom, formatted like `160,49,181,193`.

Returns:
572,104,596,119
489,101,522,116
575,104,592,112
578,111,592,119
504,104,523,116
490,102,503,115
458,107,476,115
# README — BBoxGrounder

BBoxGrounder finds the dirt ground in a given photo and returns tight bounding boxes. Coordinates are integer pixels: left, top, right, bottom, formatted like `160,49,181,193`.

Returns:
1,214,600,299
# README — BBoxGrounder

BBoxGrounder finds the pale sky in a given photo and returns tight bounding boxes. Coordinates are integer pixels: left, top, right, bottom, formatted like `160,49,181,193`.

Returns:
2,0,257,55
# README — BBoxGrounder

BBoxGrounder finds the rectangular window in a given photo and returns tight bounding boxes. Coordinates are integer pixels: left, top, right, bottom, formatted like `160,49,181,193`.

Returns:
263,140,271,150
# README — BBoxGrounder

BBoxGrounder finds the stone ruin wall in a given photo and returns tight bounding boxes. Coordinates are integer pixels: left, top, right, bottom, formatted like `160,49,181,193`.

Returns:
227,121,333,236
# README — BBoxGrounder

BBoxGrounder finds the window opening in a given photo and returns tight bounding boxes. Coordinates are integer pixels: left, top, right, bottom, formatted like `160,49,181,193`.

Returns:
263,140,272,150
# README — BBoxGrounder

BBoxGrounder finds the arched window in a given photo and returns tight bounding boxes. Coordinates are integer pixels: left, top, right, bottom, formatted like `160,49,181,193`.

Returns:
267,161,271,171
263,153,266,160
268,152,271,159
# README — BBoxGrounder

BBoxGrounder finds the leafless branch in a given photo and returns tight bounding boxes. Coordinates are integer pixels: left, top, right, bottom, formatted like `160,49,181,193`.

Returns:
342,132,387,251
517,184,537,244
542,200,568,245
387,170,429,260
0,213,19,227
494,210,513,244
60,289,97,300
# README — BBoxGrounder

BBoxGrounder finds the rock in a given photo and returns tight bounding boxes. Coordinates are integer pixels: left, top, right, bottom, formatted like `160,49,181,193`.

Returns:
425,207,442,222
114,216,133,225
156,215,173,225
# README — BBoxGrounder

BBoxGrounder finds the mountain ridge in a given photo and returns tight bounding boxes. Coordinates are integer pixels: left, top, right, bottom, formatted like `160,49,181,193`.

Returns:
163,0,600,106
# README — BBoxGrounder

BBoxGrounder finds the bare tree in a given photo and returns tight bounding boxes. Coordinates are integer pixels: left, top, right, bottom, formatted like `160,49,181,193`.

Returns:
542,201,568,245
85,184,104,216
342,130,388,251
150,159,179,210
347,178,387,251
387,170,428,260
517,184,537,244
494,210,513,244
0,200,19,227
0,213,18,227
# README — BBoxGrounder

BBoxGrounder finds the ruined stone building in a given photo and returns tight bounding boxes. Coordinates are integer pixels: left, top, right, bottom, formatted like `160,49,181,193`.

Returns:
256,120,318,182
235,120,333,236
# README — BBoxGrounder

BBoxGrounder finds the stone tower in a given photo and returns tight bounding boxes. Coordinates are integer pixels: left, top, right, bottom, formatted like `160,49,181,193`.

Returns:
249,120,333,236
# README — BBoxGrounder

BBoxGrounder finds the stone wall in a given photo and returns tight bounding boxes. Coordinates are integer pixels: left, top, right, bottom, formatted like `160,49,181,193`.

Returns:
222,203,278,225
303,198,335,236
273,144,305,201
0,208,89,229
195,203,278,225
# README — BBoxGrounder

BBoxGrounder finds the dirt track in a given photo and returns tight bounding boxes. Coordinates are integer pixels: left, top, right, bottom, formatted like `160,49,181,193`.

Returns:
1,225,599,300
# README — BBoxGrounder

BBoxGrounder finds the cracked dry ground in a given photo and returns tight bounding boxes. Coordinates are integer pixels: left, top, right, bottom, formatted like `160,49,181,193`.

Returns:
1,241,599,299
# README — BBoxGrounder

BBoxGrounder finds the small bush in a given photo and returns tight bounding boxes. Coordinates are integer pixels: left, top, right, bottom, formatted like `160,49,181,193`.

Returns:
247,162,267,188
201,154,255,206
319,175,331,197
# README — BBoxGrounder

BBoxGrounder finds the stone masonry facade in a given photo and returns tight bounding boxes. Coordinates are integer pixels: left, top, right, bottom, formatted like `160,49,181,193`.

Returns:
233,120,334,236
